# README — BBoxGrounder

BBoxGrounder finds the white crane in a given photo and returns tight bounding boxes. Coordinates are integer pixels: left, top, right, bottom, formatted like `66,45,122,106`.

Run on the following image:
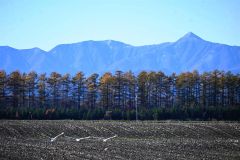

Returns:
49,133,118,143
76,136,91,142
50,132,64,142
103,135,117,142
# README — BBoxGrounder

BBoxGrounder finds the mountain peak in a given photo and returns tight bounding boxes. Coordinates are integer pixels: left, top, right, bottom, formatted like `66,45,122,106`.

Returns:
176,32,204,43
182,32,202,40
101,40,132,48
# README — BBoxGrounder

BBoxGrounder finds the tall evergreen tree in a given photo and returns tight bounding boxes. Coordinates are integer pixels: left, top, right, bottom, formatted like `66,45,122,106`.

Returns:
0,70,7,108
123,71,136,109
37,73,47,108
113,71,124,109
99,72,113,110
61,73,71,108
8,71,22,108
137,71,148,108
25,71,37,108
86,73,99,108
72,72,86,109
47,72,61,107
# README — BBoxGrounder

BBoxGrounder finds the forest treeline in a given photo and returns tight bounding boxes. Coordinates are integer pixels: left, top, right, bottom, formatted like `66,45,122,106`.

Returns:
0,70,240,120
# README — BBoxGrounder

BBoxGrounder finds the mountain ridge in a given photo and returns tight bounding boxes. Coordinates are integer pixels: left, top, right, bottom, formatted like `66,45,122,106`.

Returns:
0,32,240,75
2,32,239,51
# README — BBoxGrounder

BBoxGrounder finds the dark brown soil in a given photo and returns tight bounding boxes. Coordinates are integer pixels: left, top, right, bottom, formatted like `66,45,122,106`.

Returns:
0,120,240,160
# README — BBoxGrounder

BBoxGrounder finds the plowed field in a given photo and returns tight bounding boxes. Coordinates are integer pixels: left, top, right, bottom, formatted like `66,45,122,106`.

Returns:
0,120,240,160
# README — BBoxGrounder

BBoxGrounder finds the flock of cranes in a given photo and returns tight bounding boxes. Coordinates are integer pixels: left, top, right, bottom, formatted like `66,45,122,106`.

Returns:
50,132,118,143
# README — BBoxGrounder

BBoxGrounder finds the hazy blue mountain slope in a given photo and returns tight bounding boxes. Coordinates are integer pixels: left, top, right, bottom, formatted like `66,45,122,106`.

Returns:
0,32,240,75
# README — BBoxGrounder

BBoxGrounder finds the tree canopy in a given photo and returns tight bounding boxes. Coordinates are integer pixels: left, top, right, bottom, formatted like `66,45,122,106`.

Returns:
0,70,240,120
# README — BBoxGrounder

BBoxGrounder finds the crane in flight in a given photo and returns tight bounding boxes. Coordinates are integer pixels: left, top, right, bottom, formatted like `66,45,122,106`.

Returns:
50,132,118,143
50,132,64,142
103,135,117,142
76,136,91,142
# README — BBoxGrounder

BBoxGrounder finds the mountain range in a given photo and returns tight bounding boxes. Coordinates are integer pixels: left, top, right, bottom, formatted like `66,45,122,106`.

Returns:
0,32,240,75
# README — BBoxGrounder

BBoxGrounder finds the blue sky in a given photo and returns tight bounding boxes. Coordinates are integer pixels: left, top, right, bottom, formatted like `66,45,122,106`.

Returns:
0,0,239,51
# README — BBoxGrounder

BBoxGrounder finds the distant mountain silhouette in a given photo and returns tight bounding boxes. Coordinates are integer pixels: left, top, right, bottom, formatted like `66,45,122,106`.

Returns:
1,32,240,75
